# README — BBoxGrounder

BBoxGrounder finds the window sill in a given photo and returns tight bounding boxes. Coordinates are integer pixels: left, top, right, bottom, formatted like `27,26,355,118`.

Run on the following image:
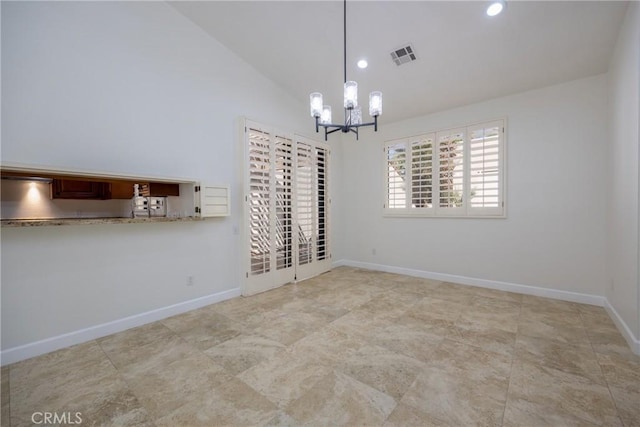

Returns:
383,212,506,219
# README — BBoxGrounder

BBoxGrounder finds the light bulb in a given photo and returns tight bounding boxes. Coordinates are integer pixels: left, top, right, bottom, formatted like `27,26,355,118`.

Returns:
357,59,368,69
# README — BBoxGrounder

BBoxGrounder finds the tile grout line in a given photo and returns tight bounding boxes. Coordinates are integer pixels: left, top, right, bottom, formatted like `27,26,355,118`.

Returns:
578,310,625,425
499,299,522,427
7,366,10,427
94,338,159,424
95,325,211,425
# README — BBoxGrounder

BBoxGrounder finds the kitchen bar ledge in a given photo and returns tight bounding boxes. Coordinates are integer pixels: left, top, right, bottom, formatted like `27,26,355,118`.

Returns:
1,162,230,221
1,216,204,227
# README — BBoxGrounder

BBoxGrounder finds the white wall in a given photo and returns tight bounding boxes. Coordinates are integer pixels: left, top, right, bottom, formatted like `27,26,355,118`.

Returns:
607,3,640,340
341,75,609,297
0,1,330,352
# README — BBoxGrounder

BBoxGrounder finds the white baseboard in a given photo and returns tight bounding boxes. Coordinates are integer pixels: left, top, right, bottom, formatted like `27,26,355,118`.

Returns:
334,259,605,306
1,288,241,366
332,259,639,355
5,261,639,365
604,300,640,355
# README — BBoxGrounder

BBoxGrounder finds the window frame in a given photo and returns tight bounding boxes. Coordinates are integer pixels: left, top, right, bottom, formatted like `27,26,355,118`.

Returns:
383,118,507,219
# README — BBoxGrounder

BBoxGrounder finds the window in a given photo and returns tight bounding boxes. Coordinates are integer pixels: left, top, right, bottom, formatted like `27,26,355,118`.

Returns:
384,119,505,217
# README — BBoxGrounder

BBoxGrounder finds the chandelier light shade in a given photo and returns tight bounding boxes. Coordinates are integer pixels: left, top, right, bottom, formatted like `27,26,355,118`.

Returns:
351,106,362,125
321,106,332,124
310,92,323,118
369,91,383,117
309,0,382,140
344,81,358,109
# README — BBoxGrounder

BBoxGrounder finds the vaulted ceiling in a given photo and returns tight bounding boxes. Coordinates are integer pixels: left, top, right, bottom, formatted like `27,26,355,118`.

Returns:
170,1,628,124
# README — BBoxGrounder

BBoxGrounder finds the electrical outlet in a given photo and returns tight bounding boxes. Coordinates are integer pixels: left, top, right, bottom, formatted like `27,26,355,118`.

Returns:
187,276,195,286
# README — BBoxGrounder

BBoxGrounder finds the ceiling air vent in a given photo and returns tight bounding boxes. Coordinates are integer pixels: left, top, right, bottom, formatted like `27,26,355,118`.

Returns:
390,44,417,66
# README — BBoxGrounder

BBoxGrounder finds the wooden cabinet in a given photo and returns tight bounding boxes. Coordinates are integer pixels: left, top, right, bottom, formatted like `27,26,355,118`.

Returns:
51,179,111,200
139,183,180,197
49,180,180,200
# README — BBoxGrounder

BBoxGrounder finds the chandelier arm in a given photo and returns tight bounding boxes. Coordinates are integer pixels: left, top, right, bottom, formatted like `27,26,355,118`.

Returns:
350,123,373,128
351,126,359,140
318,123,345,130
325,126,344,135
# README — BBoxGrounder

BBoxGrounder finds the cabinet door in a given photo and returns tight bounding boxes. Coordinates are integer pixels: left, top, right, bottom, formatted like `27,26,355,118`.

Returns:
110,181,134,199
139,183,179,197
197,184,230,217
51,179,111,199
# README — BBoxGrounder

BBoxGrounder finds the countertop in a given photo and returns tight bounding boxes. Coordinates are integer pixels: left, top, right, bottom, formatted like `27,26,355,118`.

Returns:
1,217,204,227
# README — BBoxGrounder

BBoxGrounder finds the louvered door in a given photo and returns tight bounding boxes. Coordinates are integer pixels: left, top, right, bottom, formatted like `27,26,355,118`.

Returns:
243,121,330,295
244,122,295,295
295,135,331,281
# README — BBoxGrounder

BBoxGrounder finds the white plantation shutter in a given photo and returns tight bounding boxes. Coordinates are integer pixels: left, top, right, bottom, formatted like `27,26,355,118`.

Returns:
296,142,313,266
437,129,465,213
248,127,272,275
386,142,408,209
274,134,294,270
316,147,328,261
384,119,505,218
468,121,504,216
294,135,332,281
410,134,435,210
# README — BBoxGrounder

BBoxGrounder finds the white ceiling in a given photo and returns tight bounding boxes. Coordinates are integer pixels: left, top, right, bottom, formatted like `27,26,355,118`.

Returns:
170,1,628,124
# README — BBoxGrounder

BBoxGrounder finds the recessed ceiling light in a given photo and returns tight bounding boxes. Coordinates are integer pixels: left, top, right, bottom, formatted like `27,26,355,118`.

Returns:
486,0,505,17
357,59,368,69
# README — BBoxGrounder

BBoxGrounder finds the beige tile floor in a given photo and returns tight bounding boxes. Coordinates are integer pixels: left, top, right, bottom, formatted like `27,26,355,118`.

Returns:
2,267,639,426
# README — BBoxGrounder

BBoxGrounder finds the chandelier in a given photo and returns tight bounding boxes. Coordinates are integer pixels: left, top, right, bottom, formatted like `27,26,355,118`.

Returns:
309,0,383,141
